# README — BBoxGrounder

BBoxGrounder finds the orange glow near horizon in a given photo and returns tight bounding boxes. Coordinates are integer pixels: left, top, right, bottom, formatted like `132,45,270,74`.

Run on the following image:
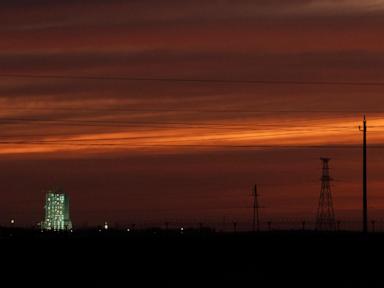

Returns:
0,115,377,155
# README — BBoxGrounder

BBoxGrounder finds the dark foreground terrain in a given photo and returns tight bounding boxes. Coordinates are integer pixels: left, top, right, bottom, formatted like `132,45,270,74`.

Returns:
1,228,382,287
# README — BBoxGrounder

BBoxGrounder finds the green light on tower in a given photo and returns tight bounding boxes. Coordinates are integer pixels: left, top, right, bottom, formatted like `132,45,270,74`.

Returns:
42,188,72,231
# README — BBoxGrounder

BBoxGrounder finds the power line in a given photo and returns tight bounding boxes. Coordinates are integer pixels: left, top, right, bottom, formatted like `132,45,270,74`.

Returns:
0,117,364,130
1,73,384,87
3,107,384,113
0,142,382,149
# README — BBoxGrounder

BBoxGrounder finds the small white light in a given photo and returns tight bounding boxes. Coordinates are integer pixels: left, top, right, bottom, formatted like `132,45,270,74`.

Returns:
10,219,15,224
180,227,184,231
127,228,130,232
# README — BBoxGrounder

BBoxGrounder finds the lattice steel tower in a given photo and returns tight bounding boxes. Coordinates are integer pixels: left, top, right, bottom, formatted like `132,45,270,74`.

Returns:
316,158,336,231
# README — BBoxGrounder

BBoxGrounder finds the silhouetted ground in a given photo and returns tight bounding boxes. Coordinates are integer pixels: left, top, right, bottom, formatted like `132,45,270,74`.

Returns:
0,228,382,287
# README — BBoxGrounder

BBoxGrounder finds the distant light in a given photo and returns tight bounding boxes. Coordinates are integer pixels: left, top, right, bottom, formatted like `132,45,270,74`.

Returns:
10,219,15,224
127,228,130,232
70,229,73,233
104,222,108,230
180,227,184,231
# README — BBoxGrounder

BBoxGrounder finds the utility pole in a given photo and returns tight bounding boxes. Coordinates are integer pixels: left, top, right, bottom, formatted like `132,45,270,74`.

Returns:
362,115,368,233
253,184,260,232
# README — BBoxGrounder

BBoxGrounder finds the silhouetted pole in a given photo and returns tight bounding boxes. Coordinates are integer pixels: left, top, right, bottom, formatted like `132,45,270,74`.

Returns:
362,115,368,233
253,184,260,232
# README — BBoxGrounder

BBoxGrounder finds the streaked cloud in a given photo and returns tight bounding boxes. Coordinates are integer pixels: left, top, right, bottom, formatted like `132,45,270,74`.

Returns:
1,0,384,225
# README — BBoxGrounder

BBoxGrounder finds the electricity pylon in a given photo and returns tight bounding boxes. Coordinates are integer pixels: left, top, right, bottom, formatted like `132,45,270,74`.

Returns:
316,158,336,231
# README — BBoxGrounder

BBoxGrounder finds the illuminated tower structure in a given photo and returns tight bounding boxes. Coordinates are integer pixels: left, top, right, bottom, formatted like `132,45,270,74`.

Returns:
42,188,72,231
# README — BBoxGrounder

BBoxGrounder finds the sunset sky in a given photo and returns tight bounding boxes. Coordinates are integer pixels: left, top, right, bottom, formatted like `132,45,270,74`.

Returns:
1,0,384,229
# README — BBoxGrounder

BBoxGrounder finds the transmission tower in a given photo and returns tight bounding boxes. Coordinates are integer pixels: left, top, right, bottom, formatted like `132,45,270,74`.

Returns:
316,158,336,231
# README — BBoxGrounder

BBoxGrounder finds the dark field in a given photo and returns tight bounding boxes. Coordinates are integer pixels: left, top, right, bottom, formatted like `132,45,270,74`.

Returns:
0,228,382,287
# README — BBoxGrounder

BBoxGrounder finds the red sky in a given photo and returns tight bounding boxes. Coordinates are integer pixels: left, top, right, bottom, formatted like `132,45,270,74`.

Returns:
1,0,384,229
